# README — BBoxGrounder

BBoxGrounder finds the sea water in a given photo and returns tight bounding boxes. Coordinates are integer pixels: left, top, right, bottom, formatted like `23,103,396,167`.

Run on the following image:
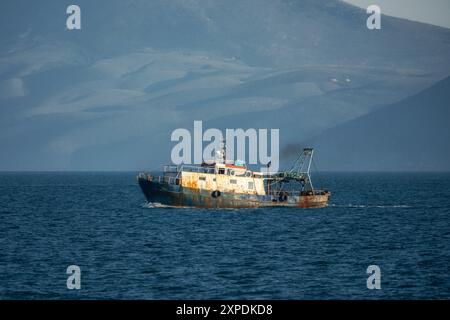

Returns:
0,172,449,299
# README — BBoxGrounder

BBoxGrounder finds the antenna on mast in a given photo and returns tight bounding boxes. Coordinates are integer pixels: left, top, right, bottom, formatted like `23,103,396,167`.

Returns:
216,138,227,164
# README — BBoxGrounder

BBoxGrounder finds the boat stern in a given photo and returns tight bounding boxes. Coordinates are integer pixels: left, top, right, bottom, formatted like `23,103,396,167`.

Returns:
297,190,331,208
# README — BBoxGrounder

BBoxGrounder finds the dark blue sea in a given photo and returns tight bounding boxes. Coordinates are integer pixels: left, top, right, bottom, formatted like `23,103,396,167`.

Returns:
0,172,449,299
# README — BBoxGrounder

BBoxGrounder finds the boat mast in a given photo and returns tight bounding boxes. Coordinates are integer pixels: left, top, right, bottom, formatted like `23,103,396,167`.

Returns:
288,147,315,192
216,139,227,164
221,138,226,164
305,148,314,192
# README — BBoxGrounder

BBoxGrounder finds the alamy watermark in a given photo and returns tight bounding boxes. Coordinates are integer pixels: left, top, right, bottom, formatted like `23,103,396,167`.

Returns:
367,265,381,289
367,5,381,30
66,5,81,30
171,121,280,173
66,265,81,290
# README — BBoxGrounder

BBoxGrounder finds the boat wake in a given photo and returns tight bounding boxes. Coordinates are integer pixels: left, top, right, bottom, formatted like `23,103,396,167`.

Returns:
142,202,412,210
141,202,258,210
141,202,194,209
330,204,411,209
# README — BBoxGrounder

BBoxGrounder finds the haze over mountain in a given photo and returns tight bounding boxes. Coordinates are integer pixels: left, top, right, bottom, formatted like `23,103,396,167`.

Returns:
294,76,450,171
0,0,449,170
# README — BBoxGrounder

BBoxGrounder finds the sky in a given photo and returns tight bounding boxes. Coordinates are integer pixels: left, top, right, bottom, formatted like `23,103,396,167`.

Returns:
343,0,450,28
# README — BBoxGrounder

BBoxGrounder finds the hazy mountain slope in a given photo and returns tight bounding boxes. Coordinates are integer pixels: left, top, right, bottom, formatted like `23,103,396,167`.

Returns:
300,76,450,171
2,0,449,70
0,0,449,170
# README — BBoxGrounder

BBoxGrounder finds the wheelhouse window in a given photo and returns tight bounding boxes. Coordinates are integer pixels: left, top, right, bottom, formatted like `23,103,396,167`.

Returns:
218,168,225,174
199,176,206,181
230,179,237,184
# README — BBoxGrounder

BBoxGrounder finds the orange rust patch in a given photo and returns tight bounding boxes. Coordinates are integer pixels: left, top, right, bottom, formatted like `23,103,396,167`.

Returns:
182,178,198,189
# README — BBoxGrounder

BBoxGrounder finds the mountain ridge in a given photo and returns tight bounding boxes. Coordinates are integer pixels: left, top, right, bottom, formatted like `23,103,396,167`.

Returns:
299,75,450,171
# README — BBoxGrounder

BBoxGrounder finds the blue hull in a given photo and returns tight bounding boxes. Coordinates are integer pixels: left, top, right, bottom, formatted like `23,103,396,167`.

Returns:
137,177,329,208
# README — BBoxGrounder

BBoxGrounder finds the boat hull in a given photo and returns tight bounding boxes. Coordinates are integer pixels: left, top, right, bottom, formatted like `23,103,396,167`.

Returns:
138,177,329,209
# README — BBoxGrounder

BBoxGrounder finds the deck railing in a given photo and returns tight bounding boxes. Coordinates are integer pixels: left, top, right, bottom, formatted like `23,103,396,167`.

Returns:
137,172,180,185
266,189,329,197
164,164,215,174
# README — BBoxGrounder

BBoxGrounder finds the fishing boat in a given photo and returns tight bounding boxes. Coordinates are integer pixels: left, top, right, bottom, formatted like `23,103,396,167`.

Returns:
137,146,330,208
